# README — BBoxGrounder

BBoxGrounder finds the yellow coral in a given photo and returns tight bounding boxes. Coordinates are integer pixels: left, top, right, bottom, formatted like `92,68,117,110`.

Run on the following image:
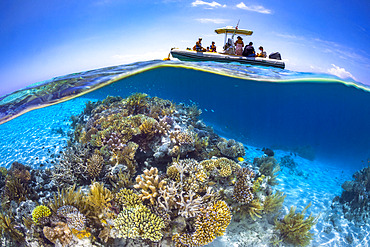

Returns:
214,158,236,177
32,205,51,224
116,188,143,208
166,165,180,181
113,204,165,242
173,200,232,246
71,228,91,239
134,167,167,205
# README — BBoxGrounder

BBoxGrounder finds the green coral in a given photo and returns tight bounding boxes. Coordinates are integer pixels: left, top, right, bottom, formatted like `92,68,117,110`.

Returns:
274,202,319,247
32,205,51,224
113,204,165,242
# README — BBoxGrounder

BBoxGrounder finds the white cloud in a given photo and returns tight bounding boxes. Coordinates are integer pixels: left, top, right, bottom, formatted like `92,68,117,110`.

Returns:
192,0,226,8
328,64,356,81
236,2,271,14
195,18,229,24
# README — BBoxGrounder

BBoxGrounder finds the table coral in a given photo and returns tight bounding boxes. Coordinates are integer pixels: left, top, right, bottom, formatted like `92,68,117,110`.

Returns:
134,167,167,205
32,205,51,224
113,204,165,242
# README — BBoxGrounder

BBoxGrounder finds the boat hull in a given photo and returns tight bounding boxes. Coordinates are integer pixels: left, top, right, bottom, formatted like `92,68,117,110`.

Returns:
170,49,285,69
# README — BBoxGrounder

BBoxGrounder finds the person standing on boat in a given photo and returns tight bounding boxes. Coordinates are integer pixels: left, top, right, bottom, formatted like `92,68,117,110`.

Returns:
256,46,267,58
193,37,206,52
210,41,217,52
235,36,244,55
242,42,256,57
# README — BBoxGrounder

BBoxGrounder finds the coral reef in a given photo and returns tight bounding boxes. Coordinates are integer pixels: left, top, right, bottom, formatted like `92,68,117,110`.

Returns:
0,93,316,246
274,202,318,247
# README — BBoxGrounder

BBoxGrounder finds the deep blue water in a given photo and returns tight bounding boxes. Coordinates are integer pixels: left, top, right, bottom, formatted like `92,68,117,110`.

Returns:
0,60,369,170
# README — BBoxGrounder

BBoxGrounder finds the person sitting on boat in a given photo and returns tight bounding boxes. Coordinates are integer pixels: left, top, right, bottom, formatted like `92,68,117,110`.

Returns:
193,37,206,52
242,42,256,57
210,41,217,52
234,36,244,55
256,46,267,58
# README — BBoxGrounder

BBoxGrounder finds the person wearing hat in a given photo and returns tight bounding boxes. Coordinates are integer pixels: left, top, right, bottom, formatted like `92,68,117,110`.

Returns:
235,36,244,55
193,37,206,52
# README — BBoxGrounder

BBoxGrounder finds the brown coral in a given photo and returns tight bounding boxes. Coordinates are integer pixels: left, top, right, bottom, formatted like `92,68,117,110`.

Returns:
87,153,104,179
43,222,72,246
134,167,167,205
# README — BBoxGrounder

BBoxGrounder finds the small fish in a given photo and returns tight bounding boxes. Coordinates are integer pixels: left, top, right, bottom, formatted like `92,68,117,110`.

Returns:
237,157,244,162
211,109,214,112
204,109,208,111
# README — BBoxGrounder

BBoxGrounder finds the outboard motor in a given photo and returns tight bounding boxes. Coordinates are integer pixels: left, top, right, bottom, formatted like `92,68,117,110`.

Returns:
269,52,282,60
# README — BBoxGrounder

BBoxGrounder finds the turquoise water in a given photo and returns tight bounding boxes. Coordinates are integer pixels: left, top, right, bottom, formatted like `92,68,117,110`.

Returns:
0,60,369,246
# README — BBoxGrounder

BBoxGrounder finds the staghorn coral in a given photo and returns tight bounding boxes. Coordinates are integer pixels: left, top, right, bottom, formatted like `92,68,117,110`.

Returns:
274,202,319,247
176,190,203,218
113,204,165,242
263,191,286,214
116,188,143,208
216,138,245,158
57,205,86,231
173,200,232,246
134,167,167,205
32,205,51,224
157,181,180,212
43,221,72,247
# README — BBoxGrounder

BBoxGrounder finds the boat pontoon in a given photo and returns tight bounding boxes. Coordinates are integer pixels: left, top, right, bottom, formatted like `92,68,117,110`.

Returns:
170,26,285,69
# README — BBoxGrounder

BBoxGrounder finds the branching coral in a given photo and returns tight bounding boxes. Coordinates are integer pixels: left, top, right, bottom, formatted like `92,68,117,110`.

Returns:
113,204,165,242
274,202,319,247
216,138,245,158
173,200,232,246
134,167,167,205
32,205,51,224
176,190,203,218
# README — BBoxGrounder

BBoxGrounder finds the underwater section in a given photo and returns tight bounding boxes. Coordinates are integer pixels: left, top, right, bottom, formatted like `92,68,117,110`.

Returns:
0,60,370,246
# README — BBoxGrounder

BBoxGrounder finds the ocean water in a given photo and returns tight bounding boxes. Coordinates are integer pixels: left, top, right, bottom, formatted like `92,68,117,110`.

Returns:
0,60,369,246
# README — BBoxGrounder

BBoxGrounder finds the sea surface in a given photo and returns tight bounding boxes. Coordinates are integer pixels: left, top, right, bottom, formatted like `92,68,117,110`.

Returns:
0,59,370,246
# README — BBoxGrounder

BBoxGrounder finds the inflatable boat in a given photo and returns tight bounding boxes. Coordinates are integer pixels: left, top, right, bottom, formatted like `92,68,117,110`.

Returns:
169,26,285,69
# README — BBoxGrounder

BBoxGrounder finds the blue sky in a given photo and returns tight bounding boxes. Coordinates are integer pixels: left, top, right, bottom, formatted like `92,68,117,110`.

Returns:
0,0,369,96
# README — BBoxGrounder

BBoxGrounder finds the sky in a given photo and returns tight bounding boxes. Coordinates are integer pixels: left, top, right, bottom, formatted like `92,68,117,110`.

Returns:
0,0,369,96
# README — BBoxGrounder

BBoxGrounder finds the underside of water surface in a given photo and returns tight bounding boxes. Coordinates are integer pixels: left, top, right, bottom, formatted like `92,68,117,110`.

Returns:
0,60,369,247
